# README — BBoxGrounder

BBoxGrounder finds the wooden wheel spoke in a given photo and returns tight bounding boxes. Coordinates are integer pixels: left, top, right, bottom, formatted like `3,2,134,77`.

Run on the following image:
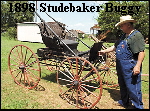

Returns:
24,48,28,64
81,84,99,89
11,50,21,63
14,70,22,78
20,45,24,62
61,83,73,87
78,61,86,78
75,58,79,76
80,86,99,98
24,53,34,65
15,46,22,63
25,71,35,84
10,57,20,65
11,68,20,73
58,70,74,81
26,67,40,72
25,69,40,80
81,69,94,80
81,77,99,83
10,63,19,67
61,64,74,79
24,72,31,86
67,58,75,77
78,87,86,106
58,78,73,83
26,60,38,67
78,86,93,106
14,71,23,84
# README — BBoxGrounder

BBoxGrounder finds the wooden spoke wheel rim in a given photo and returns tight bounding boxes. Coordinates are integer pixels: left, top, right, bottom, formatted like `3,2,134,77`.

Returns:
57,57,103,109
98,57,118,87
8,45,41,89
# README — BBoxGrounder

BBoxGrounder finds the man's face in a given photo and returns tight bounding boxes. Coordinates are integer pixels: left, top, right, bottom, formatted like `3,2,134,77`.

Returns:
119,23,130,33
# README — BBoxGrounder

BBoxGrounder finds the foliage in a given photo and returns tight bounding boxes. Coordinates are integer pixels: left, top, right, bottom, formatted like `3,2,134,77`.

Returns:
6,27,17,39
97,1,149,38
1,1,34,36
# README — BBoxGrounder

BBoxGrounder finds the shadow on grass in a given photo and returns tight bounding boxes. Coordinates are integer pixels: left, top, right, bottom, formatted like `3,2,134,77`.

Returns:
41,72,57,83
103,87,138,109
33,84,46,91
103,87,120,101
32,72,57,91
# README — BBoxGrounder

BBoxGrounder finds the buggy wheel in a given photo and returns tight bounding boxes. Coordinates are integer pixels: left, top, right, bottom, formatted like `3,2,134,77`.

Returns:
99,46,118,87
102,45,116,68
8,45,41,89
57,57,102,109
98,61,118,87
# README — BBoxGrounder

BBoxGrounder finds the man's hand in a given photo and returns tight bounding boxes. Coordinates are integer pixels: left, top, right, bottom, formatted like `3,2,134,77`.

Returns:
98,50,106,56
133,65,140,75
133,51,145,76
98,45,116,56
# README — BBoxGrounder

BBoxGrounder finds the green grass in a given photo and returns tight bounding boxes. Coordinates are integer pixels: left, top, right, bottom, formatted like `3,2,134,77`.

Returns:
77,38,95,51
1,35,149,109
143,44,149,74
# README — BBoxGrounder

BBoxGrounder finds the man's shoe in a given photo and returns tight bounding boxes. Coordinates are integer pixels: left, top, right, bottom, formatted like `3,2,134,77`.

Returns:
113,100,129,108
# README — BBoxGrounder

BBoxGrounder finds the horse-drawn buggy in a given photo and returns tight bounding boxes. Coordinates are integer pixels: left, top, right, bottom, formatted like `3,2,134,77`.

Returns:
8,11,117,109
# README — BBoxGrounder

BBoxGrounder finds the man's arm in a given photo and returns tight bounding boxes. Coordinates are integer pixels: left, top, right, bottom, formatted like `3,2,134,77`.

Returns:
98,45,116,55
133,51,145,75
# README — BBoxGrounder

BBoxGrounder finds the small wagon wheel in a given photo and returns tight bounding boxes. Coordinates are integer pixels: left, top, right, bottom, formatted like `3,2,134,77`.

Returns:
98,61,118,87
102,44,116,68
57,57,103,109
97,51,118,87
91,43,118,87
8,45,41,89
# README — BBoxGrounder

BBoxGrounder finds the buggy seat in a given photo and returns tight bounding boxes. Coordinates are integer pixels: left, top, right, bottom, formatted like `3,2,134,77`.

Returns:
37,22,79,55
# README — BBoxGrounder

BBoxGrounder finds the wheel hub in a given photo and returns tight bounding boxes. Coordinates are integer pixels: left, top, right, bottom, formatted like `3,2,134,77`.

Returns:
19,65,25,69
73,80,79,86
19,65,25,73
99,66,110,71
73,80,80,89
104,66,109,71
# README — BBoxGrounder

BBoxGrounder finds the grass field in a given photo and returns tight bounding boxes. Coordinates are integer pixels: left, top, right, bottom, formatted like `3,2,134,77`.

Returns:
1,35,149,109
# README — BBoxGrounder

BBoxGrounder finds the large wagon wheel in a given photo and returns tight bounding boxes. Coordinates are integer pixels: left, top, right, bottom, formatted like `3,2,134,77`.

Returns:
8,45,41,89
57,57,103,109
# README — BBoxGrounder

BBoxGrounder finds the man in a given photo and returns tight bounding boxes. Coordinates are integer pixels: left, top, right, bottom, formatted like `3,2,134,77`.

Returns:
99,15,145,109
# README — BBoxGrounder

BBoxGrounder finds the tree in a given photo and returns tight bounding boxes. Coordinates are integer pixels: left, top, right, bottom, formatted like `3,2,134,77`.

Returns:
97,1,149,40
1,1,34,38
